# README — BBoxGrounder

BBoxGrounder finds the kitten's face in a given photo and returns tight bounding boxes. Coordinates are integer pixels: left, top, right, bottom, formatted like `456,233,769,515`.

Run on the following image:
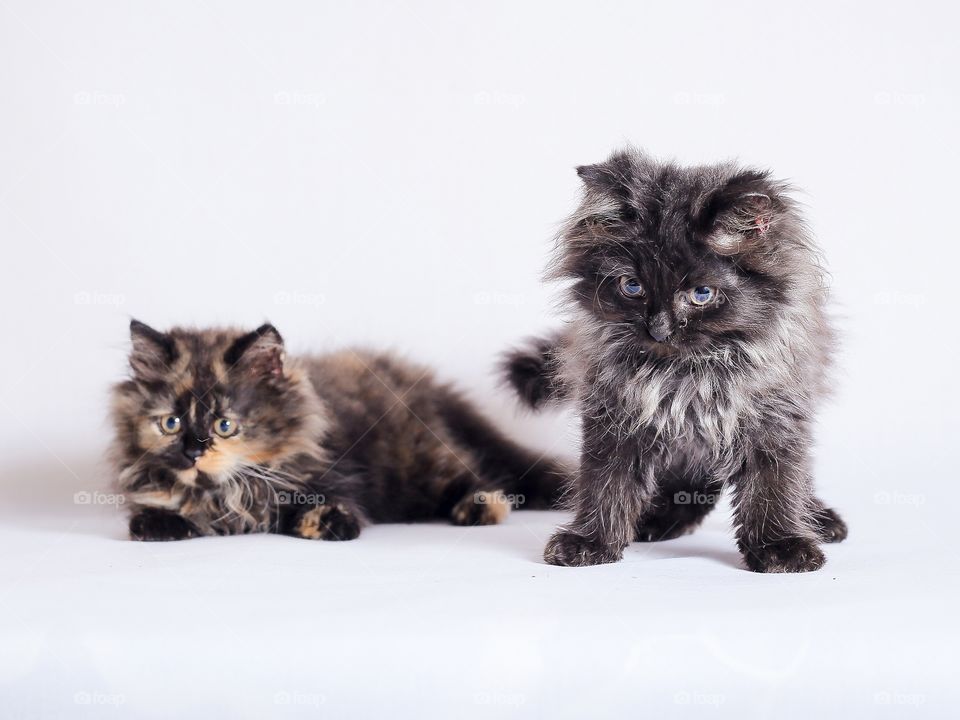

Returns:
113,322,317,487
558,151,789,358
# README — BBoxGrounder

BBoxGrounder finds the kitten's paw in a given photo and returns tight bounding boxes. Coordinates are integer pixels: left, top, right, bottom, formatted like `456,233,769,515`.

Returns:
811,507,848,543
129,509,200,541
741,537,826,573
451,489,511,526
295,504,361,541
544,530,623,567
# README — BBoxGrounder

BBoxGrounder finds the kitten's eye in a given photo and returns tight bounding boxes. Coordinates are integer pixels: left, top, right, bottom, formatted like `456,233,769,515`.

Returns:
213,417,239,438
618,276,645,298
689,286,716,305
158,415,181,435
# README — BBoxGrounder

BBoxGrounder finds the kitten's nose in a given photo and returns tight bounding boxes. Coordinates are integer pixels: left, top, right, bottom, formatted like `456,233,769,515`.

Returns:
181,442,206,463
647,312,673,343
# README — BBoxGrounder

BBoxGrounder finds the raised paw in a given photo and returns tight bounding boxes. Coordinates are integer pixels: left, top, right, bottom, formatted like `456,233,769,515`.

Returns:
129,509,200,541
294,504,361,541
740,537,826,573
451,489,511,526
811,506,848,543
544,530,623,567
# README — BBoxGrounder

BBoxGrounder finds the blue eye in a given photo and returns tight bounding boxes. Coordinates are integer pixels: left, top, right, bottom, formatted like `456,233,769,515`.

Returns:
159,415,181,435
690,286,716,305
213,417,237,438
618,276,645,298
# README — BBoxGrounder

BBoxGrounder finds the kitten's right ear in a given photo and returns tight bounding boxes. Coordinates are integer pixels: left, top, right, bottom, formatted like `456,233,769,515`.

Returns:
129,320,177,378
223,324,285,380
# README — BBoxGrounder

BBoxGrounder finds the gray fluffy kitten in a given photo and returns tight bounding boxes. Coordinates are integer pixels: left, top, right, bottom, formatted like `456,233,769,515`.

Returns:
504,147,847,572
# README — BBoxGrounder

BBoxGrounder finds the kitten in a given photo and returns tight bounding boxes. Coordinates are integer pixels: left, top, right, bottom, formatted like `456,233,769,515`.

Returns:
503,148,847,572
111,321,565,541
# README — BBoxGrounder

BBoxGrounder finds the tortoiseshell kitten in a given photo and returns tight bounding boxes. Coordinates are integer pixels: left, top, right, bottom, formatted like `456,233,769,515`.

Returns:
504,148,847,572
111,321,565,541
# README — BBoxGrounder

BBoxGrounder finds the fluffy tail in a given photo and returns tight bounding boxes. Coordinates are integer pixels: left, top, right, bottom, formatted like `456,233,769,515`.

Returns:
440,394,569,510
500,332,570,410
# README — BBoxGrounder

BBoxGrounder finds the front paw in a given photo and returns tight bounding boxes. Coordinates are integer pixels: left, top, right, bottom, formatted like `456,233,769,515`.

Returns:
294,504,361,541
129,509,200,541
811,507,848,543
741,537,825,573
544,530,623,567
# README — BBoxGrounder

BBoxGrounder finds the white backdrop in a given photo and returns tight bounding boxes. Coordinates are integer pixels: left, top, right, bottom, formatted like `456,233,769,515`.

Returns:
1,1,957,718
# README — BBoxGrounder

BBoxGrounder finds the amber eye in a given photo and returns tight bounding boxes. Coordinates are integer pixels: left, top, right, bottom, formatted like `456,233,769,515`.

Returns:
158,415,181,435
618,276,645,298
213,417,239,438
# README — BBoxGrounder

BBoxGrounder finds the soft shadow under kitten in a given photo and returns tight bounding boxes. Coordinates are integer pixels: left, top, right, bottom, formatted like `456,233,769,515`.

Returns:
503,147,847,572
111,321,565,541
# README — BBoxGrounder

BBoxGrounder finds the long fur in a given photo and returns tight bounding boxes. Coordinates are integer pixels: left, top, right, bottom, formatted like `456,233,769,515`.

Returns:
111,323,567,541
503,147,847,572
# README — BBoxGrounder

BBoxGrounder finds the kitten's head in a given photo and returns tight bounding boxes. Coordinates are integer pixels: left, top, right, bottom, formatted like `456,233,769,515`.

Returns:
553,148,820,359
111,321,323,487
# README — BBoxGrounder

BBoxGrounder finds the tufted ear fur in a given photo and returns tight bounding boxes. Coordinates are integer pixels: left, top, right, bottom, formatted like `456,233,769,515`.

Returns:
696,171,778,257
223,324,285,380
129,319,178,380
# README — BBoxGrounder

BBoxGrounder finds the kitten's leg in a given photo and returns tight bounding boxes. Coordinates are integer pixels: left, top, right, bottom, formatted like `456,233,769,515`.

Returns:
129,508,201,541
450,488,512,526
808,496,848,543
544,415,655,567
281,500,363,541
633,479,722,542
730,433,825,573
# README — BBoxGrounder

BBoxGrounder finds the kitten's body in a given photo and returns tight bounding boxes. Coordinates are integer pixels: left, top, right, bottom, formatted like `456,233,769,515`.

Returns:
504,148,847,572
112,322,563,541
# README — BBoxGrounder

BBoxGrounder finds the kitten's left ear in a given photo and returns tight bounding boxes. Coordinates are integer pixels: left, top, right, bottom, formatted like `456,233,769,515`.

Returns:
696,170,777,256
223,324,285,379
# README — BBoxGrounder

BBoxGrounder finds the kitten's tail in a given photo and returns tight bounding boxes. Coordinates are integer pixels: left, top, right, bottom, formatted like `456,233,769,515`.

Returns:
500,331,570,410
440,394,569,510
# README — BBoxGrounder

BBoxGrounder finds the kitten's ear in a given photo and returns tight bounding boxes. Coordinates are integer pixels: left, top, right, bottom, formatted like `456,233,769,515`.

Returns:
696,170,777,256
129,319,177,379
575,150,637,200
223,324,285,379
